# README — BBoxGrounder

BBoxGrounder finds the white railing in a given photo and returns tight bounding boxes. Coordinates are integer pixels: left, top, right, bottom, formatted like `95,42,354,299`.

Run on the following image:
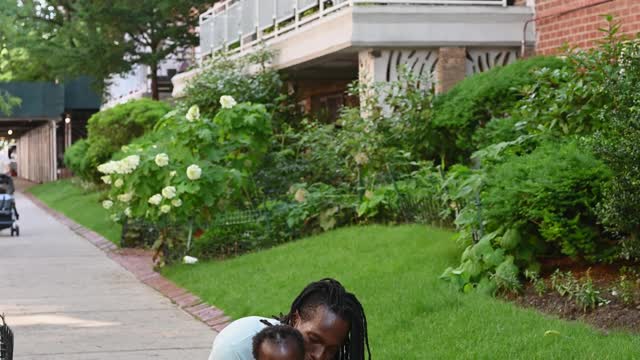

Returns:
199,0,509,57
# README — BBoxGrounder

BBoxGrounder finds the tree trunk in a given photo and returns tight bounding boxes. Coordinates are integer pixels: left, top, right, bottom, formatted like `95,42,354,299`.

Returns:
150,62,159,100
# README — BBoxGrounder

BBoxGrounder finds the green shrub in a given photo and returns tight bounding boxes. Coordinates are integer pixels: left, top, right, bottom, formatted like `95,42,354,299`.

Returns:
482,140,611,258
255,67,437,199
191,221,265,260
64,139,90,179
285,183,357,235
76,99,171,182
472,117,526,150
443,140,612,293
591,39,640,256
357,163,451,226
99,101,273,264
431,56,565,163
181,50,295,130
514,19,626,139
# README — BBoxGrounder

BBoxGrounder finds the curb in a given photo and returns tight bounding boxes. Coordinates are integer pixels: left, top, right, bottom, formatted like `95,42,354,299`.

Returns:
22,191,233,333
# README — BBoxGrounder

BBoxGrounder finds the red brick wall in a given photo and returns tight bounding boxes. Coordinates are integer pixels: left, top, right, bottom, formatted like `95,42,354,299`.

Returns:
536,0,640,55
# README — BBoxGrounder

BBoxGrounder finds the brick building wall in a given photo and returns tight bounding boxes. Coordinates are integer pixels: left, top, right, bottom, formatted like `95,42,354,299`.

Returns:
536,0,640,55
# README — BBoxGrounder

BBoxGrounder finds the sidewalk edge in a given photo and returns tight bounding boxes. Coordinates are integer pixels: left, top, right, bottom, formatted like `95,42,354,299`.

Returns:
22,191,233,333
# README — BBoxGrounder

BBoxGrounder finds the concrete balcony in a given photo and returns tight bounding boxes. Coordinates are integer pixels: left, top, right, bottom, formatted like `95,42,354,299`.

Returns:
174,0,534,97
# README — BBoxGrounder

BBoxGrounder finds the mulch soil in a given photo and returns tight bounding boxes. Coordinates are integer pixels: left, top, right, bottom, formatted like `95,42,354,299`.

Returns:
505,259,640,333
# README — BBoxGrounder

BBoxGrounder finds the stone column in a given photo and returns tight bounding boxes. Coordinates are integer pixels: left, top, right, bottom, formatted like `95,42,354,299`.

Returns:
358,49,385,117
436,47,467,94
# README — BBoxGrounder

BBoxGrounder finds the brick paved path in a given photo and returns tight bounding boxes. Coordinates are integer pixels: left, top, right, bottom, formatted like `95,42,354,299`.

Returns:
0,192,216,359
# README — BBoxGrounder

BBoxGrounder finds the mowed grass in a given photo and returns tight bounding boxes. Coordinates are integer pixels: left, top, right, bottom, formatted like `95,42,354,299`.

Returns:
164,225,640,359
29,179,121,245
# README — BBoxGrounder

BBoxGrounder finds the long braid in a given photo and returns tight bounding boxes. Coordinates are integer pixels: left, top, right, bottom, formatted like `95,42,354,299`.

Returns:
280,278,372,360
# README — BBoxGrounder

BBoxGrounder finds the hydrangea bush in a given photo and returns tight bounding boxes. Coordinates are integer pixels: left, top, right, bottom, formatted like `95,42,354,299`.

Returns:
98,96,272,264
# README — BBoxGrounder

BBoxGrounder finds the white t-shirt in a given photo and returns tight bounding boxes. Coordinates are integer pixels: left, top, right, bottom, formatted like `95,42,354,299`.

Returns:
208,316,282,360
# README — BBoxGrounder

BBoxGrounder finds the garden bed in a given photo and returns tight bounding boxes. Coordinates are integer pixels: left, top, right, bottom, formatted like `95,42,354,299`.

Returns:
506,261,640,333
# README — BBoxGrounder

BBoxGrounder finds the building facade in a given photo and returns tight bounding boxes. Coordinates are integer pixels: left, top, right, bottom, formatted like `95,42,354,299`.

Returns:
535,0,640,55
102,55,192,109
0,78,100,183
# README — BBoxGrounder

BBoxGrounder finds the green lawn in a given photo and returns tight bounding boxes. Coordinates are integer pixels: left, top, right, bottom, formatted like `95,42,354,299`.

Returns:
164,225,640,359
29,179,121,245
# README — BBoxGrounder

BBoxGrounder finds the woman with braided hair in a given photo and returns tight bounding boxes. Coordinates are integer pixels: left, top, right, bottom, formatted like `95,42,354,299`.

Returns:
208,278,371,360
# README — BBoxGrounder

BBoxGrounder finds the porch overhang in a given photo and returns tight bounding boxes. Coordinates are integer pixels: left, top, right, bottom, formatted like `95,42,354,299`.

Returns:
173,3,534,97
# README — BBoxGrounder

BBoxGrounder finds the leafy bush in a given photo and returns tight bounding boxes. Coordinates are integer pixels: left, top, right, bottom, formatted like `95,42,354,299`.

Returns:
191,220,265,260
285,183,357,235
255,68,438,203
357,163,451,226
181,49,295,130
64,139,90,179
483,140,611,258
514,18,626,139
431,56,565,163
472,117,526,150
73,99,171,182
99,100,272,265
442,140,611,293
591,38,640,256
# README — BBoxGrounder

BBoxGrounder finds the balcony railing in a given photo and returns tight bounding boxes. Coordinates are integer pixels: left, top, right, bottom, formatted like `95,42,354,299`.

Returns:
199,0,510,57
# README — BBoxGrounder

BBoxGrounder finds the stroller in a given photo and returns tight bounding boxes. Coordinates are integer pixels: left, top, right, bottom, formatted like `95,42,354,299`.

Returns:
0,175,19,237
0,314,13,360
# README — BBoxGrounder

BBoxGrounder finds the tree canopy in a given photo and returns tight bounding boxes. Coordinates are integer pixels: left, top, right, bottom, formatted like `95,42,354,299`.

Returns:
0,0,212,98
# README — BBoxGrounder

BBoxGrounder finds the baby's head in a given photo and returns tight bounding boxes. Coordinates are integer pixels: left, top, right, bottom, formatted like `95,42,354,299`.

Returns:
252,324,305,360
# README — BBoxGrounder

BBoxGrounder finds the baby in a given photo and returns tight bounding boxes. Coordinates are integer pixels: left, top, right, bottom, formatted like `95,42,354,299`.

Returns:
252,325,305,360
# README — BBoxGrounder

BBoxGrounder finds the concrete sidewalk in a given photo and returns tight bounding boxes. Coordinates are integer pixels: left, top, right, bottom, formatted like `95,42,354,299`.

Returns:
0,192,216,359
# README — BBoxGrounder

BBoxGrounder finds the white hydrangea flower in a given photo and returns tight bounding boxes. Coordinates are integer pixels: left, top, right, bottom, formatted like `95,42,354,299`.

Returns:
102,200,114,209
162,186,177,199
117,192,133,203
101,175,112,184
98,161,118,175
155,153,169,167
354,152,369,166
114,161,127,175
171,199,182,207
124,207,132,217
123,155,141,172
160,205,171,214
170,170,177,178
294,188,306,203
186,105,200,121
114,178,124,188
220,95,237,109
148,194,162,206
111,155,141,175
186,164,202,180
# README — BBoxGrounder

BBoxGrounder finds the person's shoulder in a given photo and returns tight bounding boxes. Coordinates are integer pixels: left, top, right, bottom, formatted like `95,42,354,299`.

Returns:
209,316,281,360
215,316,281,343
223,316,280,333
